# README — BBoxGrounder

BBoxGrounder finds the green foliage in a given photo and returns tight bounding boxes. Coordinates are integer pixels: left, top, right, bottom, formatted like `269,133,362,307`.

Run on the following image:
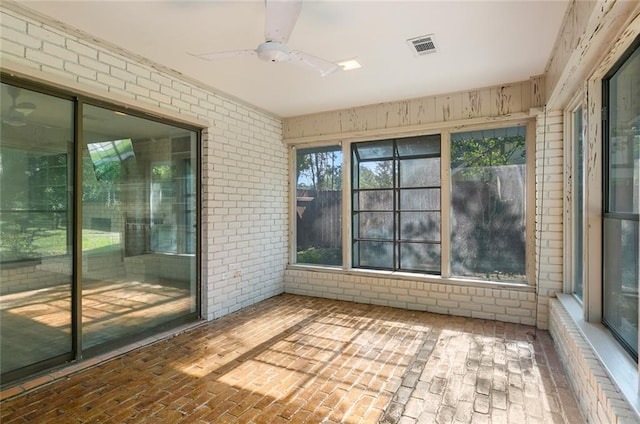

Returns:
82,158,121,205
152,164,173,181
451,135,525,180
357,161,393,189
296,150,342,191
0,221,39,260
296,247,342,266
450,133,527,281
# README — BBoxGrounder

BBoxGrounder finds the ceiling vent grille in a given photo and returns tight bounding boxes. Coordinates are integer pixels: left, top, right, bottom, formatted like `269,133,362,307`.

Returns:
407,34,437,56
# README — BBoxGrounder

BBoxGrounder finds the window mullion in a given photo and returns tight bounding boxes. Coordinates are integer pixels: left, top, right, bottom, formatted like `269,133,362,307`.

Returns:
441,131,451,278
342,141,351,270
393,145,398,271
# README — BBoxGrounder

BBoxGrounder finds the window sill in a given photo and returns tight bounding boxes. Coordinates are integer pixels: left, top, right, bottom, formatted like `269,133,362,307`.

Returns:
286,264,533,291
556,293,640,416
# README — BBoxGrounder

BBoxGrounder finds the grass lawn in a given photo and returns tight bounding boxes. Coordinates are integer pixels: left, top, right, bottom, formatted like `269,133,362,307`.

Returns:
0,226,121,261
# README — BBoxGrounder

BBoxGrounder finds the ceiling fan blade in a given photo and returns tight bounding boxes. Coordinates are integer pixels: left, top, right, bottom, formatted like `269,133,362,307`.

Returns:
265,0,302,43
289,50,340,77
192,49,257,61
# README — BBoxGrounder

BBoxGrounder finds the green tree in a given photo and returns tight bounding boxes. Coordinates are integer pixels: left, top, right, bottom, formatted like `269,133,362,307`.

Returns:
450,134,527,280
357,161,393,189
451,135,525,179
82,158,121,205
297,150,342,191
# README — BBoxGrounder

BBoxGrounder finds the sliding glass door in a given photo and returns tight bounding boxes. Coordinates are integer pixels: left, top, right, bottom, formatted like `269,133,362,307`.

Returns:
0,84,75,379
0,79,200,383
81,104,198,352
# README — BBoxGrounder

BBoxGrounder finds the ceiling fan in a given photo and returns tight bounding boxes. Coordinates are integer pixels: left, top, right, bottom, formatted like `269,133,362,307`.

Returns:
3,86,36,127
193,0,340,77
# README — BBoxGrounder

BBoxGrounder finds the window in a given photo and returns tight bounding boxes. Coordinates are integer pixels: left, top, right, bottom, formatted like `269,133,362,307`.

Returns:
450,127,527,282
292,125,531,283
81,104,199,351
602,40,639,359
295,145,343,266
572,106,585,301
351,135,441,273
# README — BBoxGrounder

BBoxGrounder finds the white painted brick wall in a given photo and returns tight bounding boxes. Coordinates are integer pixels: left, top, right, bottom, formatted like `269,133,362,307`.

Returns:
0,5,287,320
550,299,639,424
284,270,537,325
0,3,566,330
283,104,560,330
535,111,564,329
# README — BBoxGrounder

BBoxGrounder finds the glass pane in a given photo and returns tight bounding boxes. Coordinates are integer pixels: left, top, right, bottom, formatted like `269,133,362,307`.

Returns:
356,241,393,268
603,218,639,355
358,160,393,189
400,188,440,211
450,126,526,281
296,146,342,266
399,157,440,187
82,104,197,350
358,212,393,239
607,44,639,214
351,136,442,273
1,83,74,375
396,134,440,157
354,139,393,160
357,190,393,211
400,243,440,273
603,43,639,358
573,107,584,300
150,160,177,253
184,159,196,255
400,212,440,242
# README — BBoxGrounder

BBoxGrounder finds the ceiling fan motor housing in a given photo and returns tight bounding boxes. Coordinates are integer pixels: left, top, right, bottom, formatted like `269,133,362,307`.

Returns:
257,41,290,62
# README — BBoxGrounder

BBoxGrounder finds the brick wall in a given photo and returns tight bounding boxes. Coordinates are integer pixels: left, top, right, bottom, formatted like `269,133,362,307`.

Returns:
283,110,552,328
0,4,287,320
550,299,638,424
285,270,537,325
0,257,70,295
534,111,564,329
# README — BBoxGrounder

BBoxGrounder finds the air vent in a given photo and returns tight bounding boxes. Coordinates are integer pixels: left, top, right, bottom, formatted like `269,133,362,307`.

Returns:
407,34,437,56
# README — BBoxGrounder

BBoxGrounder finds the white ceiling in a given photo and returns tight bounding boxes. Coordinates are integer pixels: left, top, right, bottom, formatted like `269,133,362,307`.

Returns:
18,0,569,118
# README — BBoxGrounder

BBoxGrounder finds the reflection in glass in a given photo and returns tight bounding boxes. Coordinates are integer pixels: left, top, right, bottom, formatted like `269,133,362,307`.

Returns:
400,188,440,211
400,158,440,187
400,243,440,273
603,42,639,358
356,190,393,211
603,219,639,355
81,105,197,350
0,83,74,376
358,212,394,239
450,126,527,281
400,212,440,241
354,140,393,160
358,241,393,269
396,135,440,157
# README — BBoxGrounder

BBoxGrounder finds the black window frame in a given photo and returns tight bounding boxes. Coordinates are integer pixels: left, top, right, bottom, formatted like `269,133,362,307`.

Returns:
351,135,441,273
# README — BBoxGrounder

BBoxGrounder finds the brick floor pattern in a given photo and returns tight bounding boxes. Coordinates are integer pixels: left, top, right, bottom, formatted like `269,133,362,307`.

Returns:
1,294,583,423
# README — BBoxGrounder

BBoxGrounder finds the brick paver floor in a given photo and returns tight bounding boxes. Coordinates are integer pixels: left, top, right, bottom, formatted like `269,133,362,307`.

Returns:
0,294,584,423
